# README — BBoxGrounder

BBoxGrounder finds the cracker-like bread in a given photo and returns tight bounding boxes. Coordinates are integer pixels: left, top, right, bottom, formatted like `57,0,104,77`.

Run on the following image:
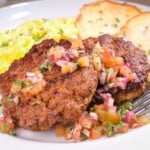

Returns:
76,0,141,39
118,12,150,57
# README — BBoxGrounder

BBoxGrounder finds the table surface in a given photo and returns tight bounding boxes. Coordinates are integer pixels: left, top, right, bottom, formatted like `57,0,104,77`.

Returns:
3,0,150,6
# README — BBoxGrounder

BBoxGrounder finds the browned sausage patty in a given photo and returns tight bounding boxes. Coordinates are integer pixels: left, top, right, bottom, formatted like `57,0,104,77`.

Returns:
0,35,149,131
0,39,98,131
83,34,150,103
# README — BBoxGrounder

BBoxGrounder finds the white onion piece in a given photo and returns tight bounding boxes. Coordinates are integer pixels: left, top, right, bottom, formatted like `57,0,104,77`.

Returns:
107,68,114,82
26,72,35,77
123,111,134,123
99,72,107,84
0,94,2,105
103,93,114,107
69,48,79,58
89,112,98,121
0,106,4,118
116,77,128,89
82,129,90,137
108,49,115,57
56,60,68,67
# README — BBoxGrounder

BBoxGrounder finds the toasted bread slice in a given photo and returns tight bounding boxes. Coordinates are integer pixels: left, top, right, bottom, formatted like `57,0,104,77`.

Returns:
118,12,150,57
76,0,141,39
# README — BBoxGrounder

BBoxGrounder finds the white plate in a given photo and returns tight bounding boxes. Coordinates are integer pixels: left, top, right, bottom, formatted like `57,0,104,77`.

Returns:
0,0,150,150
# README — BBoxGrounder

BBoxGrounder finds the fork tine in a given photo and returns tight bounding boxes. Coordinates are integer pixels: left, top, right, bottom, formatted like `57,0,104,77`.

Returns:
135,105,150,117
132,89,150,107
132,89,150,116
132,97,150,113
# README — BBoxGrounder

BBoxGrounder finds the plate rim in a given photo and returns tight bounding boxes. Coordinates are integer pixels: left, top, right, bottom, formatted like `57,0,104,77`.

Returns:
0,0,150,149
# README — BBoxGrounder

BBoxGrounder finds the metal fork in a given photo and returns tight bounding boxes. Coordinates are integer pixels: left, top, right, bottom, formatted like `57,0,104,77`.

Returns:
132,89,150,116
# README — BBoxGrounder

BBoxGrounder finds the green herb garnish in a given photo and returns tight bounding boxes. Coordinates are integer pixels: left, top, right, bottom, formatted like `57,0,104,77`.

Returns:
99,31,104,35
39,59,51,73
119,105,127,116
1,42,8,47
88,20,93,23
115,17,120,23
99,10,103,14
58,28,64,35
6,94,13,103
147,81,150,87
124,101,133,110
1,124,8,133
9,129,16,136
113,24,118,28
81,134,88,141
105,69,109,76
105,122,114,136
14,80,26,88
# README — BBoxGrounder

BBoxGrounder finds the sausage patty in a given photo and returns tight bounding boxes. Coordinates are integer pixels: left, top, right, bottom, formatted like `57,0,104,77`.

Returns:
83,34,150,103
0,39,98,131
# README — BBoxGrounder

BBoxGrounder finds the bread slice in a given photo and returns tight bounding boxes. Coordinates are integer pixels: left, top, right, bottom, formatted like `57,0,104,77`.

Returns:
76,0,141,39
118,12,150,58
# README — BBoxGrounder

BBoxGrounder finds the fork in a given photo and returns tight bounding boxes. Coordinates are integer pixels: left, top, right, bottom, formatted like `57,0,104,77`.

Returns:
132,88,150,117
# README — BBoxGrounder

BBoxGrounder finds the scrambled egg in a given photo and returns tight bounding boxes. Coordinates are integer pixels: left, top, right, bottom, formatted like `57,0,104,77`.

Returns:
0,18,78,73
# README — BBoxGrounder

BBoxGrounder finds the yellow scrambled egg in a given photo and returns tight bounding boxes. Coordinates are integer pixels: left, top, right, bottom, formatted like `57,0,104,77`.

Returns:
0,18,78,73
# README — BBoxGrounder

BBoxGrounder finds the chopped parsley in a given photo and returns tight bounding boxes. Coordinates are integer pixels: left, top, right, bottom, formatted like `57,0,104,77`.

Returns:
88,20,93,23
113,24,118,28
1,42,8,47
58,28,64,35
124,101,133,110
147,81,150,87
119,101,132,117
14,80,26,88
6,94,14,103
148,49,150,55
105,69,109,76
33,32,46,42
119,105,127,116
81,134,88,141
99,10,103,14
115,17,120,23
1,124,8,133
99,31,104,35
39,59,51,73
97,127,102,133
105,122,114,136
9,129,16,136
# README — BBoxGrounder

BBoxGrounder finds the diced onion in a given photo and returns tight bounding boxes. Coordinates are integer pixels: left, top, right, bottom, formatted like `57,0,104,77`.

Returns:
68,48,79,58
0,95,2,105
56,60,68,67
0,106,4,118
99,72,107,84
89,112,98,121
116,77,128,89
123,111,135,123
102,93,114,107
107,68,114,82
82,128,90,137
